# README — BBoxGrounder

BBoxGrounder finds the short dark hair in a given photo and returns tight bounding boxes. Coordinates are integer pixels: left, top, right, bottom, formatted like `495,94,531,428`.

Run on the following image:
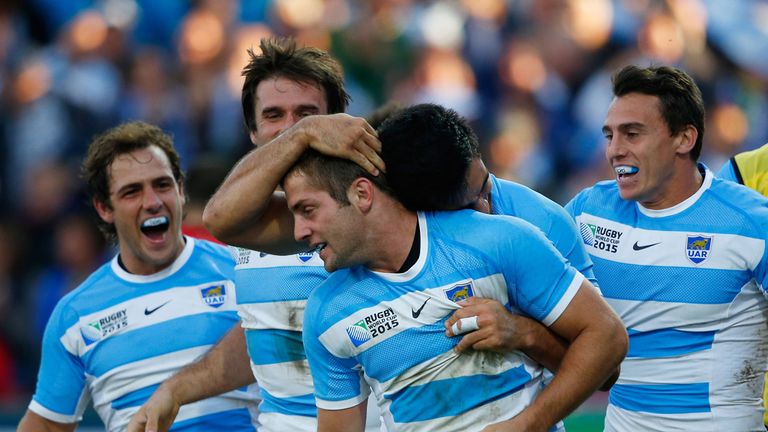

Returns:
612,65,705,161
285,149,392,206
241,37,350,133
377,103,481,211
82,121,184,240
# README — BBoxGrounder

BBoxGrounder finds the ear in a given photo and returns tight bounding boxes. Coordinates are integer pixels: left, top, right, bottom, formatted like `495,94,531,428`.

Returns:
178,181,187,207
348,178,375,213
674,125,698,156
93,198,114,224
249,130,259,146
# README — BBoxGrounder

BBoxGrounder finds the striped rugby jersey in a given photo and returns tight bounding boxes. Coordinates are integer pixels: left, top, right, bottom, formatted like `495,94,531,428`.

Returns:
567,166,768,431
233,248,325,432
29,237,259,431
303,211,583,432
489,174,596,286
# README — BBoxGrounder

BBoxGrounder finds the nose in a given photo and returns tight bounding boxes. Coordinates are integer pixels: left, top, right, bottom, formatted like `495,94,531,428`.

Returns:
293,217,311,243
605,135,626,162
143,189,163,212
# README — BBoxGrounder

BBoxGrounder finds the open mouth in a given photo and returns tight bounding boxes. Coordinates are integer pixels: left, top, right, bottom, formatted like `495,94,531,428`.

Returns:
313,243,327,254
140,216,170,240
615,165,638,180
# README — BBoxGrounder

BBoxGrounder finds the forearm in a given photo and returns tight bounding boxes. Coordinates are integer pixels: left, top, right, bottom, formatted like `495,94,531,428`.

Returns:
514,323,626,429
317,404,367,432
162,325,255,405
203,127,308,252
516,317,568,373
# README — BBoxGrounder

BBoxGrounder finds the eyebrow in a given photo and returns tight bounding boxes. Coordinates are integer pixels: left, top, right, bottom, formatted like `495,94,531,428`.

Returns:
261,104,321,115
602,122,645,134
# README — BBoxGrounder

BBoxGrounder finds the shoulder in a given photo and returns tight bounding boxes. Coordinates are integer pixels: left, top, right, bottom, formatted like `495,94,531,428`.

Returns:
706,177,768,234
47,262,115,331
567,180,626,215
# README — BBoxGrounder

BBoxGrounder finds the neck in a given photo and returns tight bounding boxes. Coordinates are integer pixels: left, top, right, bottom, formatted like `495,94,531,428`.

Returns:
365,204,419,273
642,161,704,210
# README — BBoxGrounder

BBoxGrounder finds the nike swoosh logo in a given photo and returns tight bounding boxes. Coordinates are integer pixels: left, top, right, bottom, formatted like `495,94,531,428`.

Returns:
411,298,430,319
633,241,661,251
144,301,171,315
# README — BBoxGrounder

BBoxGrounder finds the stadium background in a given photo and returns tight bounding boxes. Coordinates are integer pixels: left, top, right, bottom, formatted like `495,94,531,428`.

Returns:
0,0,767,430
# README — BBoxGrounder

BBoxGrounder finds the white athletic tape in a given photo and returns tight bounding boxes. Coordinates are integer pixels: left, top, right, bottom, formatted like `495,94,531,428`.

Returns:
450,316,479,335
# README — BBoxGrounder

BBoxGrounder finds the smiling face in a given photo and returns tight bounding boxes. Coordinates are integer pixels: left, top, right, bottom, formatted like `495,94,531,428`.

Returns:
249,76,328,146
94,145,186,275
283,172,364,272
603,92,696,209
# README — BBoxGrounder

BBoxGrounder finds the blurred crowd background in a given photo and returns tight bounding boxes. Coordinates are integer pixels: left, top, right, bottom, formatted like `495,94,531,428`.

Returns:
0,0,767,424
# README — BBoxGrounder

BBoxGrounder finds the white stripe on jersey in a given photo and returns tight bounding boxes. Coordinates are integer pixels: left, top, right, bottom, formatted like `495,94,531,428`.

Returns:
319,274,509,358
579,214,764,271
238,300,307,331
61,279,235,356
250,359,314,398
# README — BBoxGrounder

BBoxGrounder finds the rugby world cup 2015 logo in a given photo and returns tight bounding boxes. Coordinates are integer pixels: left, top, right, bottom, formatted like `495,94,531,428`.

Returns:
346,320,372,347
80,322,103,346
579,223,596,246
686,235,712,264
201,284,227,308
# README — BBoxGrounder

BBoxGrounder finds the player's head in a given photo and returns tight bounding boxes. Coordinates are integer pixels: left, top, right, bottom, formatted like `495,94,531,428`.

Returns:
611,65,705,161
603,65,705,207
82,121,186,274
241,37,350,145
378,103,490,213
282,150,393,272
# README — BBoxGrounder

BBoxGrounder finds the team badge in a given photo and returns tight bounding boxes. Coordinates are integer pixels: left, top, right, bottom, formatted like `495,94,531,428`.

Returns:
297,251,314,262
445,281,474,303
686,235,712,264
201,284,227,308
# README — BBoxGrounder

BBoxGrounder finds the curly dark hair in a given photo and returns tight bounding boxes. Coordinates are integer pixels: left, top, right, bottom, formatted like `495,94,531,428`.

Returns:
377,103,481,211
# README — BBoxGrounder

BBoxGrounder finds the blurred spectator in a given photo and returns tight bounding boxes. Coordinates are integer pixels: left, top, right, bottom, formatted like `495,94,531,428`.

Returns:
29,212,108,341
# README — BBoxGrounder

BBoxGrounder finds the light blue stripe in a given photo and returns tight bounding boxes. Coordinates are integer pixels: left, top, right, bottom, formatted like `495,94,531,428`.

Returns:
258,388,317,417
169,407,255,431
609,383,710,414
245,328,305,365
627,328,715,358
112,383,160,410
360,318,457,382
85,313,238,376
235,266,326,304
593,257,750,304
385,365,531,423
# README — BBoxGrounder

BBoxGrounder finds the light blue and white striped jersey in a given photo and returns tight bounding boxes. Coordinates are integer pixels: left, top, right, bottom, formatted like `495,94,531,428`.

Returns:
490,174,596,286
232,248,327,432
303,211,584,432
29,237,259,432
567,166,768,431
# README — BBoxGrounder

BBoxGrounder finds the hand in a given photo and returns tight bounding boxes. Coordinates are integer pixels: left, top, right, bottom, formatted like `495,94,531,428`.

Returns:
298,114,385,175
127,385,180,432
480,414,547,432
444,297,534,354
